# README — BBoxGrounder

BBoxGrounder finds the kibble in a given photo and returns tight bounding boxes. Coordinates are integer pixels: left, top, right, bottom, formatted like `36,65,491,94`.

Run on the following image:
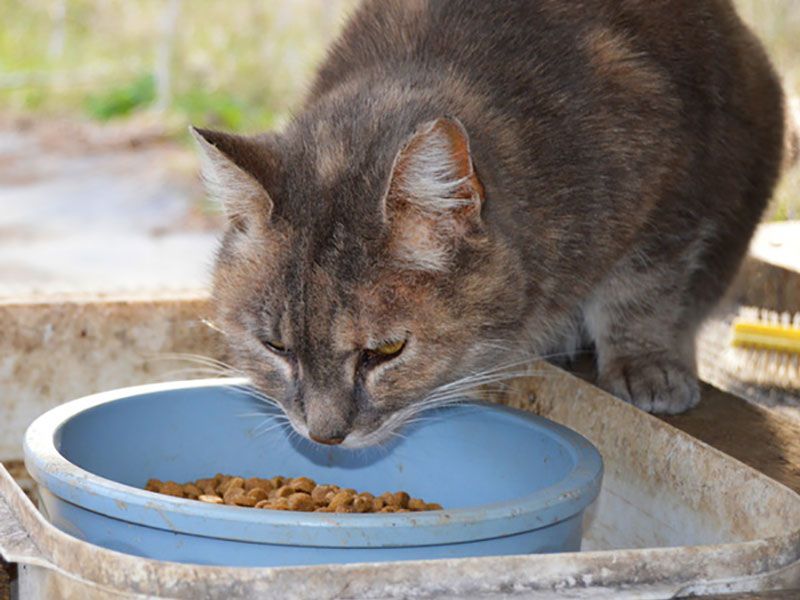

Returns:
198,494,223,504
287,492,315,511
145,474,442,513
183,483,202,499
247,488,268,502
271,485,295,499
289,477,315,494
160,481,184,498
233,494,258,507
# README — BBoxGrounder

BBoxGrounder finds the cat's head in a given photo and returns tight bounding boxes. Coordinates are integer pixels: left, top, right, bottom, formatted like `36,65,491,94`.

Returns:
193,113,524,447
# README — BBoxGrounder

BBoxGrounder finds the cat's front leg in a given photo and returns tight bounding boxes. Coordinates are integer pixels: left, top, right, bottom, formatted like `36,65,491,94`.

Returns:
582,257,701,415
594,352,700,414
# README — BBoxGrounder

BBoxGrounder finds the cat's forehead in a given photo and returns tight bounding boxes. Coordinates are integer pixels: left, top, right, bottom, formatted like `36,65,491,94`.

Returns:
273,140,386,240
279,93,411,205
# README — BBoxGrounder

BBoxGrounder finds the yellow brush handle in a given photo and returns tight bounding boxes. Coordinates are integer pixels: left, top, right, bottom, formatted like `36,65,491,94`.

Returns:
732,321,800,353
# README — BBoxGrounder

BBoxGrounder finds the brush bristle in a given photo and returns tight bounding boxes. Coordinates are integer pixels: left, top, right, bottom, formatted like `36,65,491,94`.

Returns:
726,306,800,390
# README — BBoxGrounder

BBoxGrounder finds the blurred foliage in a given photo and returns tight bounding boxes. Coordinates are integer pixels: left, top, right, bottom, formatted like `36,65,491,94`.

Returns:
0,0,355,130
734,0,800,221
0,0,796,219
85,73,155,121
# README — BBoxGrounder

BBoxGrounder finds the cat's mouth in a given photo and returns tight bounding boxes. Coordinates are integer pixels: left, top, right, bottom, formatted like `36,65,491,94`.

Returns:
284,411,365,448
285,414,392,449
309,433,346,446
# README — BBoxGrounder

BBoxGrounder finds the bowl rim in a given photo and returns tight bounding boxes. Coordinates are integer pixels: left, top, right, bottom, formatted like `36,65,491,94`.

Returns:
24,378,603,548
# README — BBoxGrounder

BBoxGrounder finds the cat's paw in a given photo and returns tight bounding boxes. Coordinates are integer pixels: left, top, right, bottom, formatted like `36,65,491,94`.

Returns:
598,356,700,414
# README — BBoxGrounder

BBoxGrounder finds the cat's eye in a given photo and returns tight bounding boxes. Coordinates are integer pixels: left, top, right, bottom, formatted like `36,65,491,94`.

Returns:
361,339,406,369
373,340,405,356
261,338,289,354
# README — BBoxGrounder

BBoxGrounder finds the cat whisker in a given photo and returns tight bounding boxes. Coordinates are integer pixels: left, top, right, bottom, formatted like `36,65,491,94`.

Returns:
237,410,289,419
200,318,229,337
155,366,233,381
151,352,241,372
228,384,284,410
252,418,292,438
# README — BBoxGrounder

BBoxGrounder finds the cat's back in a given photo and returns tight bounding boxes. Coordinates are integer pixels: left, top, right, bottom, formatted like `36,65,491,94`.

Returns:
309,0,762,107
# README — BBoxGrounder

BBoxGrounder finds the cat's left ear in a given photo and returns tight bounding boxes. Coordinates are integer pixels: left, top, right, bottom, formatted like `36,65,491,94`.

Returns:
190,127,276,231
382,117,486,271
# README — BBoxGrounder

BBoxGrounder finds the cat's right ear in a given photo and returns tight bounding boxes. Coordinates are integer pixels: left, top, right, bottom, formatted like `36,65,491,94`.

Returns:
190,127,274,231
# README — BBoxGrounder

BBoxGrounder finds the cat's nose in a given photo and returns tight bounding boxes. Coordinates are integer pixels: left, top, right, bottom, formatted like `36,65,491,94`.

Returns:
309,433,345,445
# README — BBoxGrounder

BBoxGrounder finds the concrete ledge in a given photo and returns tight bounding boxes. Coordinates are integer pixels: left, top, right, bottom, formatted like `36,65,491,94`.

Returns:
0,293,225,461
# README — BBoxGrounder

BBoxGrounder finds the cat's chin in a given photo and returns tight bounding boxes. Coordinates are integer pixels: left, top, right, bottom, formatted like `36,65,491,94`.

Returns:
336,419,413,449
336,432,391,449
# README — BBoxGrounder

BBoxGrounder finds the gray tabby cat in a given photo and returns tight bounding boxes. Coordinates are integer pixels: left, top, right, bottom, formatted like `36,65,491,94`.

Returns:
192,0,793,446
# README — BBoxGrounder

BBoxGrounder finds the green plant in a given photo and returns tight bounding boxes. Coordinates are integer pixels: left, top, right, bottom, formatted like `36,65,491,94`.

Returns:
175,89,247,131
84,73,155,121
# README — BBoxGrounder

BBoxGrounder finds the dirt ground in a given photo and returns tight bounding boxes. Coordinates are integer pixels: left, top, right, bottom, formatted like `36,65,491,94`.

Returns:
0,114,223,298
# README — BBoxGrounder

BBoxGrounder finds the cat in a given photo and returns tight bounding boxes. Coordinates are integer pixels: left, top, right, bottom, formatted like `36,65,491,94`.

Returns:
192,0,791,447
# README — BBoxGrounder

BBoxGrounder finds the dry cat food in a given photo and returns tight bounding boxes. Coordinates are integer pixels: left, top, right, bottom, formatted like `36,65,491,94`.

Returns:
145,474,443,513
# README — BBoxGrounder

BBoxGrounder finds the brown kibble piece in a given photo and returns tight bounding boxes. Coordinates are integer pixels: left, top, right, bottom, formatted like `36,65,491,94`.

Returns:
408,498,426,511
371,498,385,511
199,482,217,495
223,486,245,505
352,495,372,513
254,500,271,508
426,503,443,511
289,477,316,494
145,479,162,492
219,477,245,495
329,490,355,512
392,492,410,509
287,492,315,511
271,485,294,499
244,477,273,492
311,484,336,505
247,488,268,502
380,506,397,513
233,494,258,507
160,481,184,498
271,497,290,510
198,494,223,504
183,484,202,499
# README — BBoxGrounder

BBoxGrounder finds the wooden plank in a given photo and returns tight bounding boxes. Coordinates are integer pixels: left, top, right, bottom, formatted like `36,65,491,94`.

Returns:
567,353,800,495
661,383,800,495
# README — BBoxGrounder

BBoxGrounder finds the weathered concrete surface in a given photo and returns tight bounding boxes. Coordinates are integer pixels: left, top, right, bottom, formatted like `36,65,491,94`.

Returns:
0,294,227,461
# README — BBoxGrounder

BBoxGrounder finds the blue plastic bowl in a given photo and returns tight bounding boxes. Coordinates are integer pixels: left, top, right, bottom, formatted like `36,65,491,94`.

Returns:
24,379,602,567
